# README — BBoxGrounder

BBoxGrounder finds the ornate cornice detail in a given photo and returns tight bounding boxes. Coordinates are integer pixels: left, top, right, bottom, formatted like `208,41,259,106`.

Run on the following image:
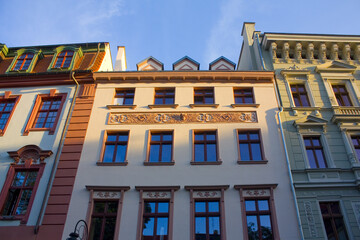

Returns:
108,111,257,125
8,145,53,165
94,191,121,199
193,191,220,199
142,191,170,199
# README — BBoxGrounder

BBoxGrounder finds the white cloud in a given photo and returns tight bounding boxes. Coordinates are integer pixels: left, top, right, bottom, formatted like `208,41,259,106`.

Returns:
204,0,244,65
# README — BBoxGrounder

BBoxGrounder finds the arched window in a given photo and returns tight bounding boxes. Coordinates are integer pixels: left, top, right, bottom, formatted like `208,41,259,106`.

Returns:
54,50,74,68
12,53,34,71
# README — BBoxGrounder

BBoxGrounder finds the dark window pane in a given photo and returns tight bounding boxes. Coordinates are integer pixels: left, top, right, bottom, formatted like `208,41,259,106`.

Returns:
107,135,117,141
165,98,174,104
247,215,259,240
149,144,160,162
240,144,250,160
158,202,169,213
207,144,217,162
161,144,172,162
151,134,161,141
156,217,168,235
145,202,156,213
142,217,155,236
315,150,327,168
195,134,204,141
245,201,256,211
206,133,216,141
209,217,221,235
195,144,205,162
258,200,269,211
205,97,214,104
195,217,206,234
260,215,273,239
307,150,317,168
249,133,259,140
25,172,38,187
251,143,262,160
208,202,219,212
195,202,206,212
115,145,126,162
15,190,32,215
238,133,248,140
300,95,310,106
94,202,105,213
162,134,172,141
89,218,102,240
12,172,26,186
103,217,117,240
118,134,128,141
154,98,163,104
103,145,115,162
107,202,118,213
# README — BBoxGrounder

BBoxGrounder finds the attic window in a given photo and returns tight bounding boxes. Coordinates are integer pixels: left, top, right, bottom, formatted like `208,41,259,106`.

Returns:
13,53,34,71
54,50,74,68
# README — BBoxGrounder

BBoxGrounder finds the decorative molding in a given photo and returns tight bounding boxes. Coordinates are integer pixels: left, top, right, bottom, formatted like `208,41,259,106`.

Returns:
8,145,53,165
93,191,121,199
304,201,317,237
352,201,360,229
108,111,257,125
242,189,270,197
193,191,220,199
142,191,170,199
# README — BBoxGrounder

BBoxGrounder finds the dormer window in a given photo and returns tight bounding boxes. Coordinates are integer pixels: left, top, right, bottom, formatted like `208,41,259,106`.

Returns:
54,50,74,68
13,53,34,71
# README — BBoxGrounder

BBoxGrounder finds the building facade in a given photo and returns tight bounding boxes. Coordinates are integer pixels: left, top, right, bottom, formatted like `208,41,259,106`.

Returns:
239,22,360,239
61,53,301,240
0,42,112,239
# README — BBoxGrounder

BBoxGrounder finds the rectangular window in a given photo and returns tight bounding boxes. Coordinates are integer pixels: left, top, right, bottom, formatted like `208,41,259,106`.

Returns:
234,88,254,104
194,88,214,104
115,89,135,105
238,130,264,161
33,96,63,129
102,132,129,163
332,85,352,106
194,200,221,240
245,199,273,240
1,171,38,217
194,131,217,162
24,93,66,135
13,53,34,71
304,136,327,168
54,50,74,68
149,132,173,163
351,136,360,161
0,97,19,135
320,202,349,240
154,89,175,105
89,201,119,240
291,84,310,107
142,201,169,240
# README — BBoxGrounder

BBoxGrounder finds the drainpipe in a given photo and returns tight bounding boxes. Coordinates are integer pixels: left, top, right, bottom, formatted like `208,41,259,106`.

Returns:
34,71,80,234
254,33,305,240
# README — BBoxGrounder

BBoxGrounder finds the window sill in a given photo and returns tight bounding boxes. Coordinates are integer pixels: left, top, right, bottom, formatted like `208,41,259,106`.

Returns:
0,216,23,221
106,104,137,109
191,161,222,165
189,104,219,108
144,162,175,166
96,162,128,166
148,104,179,109
237,160,268,164
23,128,55,136
231,104,259,108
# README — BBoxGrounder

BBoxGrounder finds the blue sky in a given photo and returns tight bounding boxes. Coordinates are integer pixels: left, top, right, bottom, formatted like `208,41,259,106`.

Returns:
1,0,360,70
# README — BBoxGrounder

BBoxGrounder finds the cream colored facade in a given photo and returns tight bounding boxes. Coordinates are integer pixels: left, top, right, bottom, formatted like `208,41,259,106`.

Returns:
63,59,301,239
239,22,360,239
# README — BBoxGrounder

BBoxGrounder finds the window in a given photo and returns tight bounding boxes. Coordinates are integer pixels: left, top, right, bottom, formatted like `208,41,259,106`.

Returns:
154,89,175,105
234,88,254,104
303,136,327,168
194,88,214,104
89,201,118,240
102,132,129,163
238,130,264,161
194,131,218,163
12,53,34,71
114,89,135,105
142,201,169,240
53,50,74,68
320,202,349,240
1,171,38,217
148,132,173,163
290,84,310,107
351,136,360,161
332,85,352,106
245,199,273,240
24,93,66,135
195,201,221,240
0,95,20,136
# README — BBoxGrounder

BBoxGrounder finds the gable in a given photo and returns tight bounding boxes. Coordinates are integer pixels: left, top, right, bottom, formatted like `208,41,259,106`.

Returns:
316,60,357,73
137,57,164,71
294,115,327,127
209,56,235,70
173,56,199,71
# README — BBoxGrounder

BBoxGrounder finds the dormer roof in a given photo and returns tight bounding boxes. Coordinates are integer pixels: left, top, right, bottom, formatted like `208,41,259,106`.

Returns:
172,56,200,71
136,56,164,71
209,56,236,70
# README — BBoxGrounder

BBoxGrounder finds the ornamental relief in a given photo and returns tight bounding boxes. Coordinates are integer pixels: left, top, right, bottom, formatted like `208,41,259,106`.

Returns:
193,191,220,199
143,191,170,199
93,191,121,199
243,189,270,197
109,111,257,125
304,201,317,237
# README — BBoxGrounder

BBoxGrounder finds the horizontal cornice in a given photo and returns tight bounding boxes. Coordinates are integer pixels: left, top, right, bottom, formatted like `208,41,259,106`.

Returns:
93,71,274,83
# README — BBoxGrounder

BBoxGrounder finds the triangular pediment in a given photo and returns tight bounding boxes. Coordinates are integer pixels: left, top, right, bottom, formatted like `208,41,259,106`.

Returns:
209,56,235,70
294,115,327,127
173,56,199,71
316,61,356,73
137,56,164,71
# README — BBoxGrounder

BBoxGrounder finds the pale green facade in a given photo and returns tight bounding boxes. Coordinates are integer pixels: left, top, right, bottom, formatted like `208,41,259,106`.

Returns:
238,23,360,239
